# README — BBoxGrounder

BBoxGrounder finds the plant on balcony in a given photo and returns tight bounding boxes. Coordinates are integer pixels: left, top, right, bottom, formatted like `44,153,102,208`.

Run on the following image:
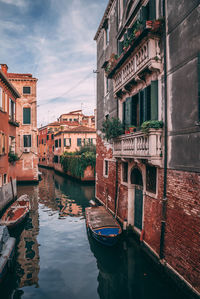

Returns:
8,151,19,164
141,120,163,134
102,117,124,141
105,53,119,75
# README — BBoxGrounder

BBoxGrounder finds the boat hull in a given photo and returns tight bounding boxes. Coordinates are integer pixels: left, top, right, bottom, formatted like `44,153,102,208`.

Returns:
0,226,16,282
0,194,30,229
85,206,122,246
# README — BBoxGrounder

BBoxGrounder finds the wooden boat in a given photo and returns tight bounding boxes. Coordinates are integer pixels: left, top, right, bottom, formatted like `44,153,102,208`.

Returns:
0,195,30,228
85,206,122,246
0,225,16,282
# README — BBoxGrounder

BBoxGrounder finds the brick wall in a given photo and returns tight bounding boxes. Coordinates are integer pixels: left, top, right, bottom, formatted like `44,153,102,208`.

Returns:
165,169,200,292
96,135,116,212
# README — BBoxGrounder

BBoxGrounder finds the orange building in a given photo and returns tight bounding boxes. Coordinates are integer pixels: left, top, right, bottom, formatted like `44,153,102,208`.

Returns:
7,67,38,182
38,110,96,169
0,64,20,210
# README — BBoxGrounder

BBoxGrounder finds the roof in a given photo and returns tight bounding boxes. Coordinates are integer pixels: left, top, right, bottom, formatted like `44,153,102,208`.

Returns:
0,70,21,99
94,0,114,41
7,73,37,81
54,125,96,136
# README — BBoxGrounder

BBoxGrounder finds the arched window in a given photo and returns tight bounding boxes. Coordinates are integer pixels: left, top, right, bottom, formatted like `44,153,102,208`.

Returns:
131,168,143,186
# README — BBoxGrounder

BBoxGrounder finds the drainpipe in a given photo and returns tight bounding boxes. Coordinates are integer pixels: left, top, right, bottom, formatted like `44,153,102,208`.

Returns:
160,0,168,260
115,159,119,218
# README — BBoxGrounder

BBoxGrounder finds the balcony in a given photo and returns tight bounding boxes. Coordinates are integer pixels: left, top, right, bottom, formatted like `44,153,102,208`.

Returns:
113,129,163,166
113,37,162,95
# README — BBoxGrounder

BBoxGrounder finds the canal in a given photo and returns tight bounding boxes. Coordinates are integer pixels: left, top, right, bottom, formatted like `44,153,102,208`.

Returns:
0,168,189,299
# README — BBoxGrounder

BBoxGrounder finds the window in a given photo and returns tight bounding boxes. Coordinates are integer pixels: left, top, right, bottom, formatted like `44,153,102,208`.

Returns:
59,139,61,147
104,20,109,46
0,132,6,155
9,136,15,153
9,98,15,121
0,87,2,109
51,134,54,140
47,135,49,140
123,81,158,128
77,138,82,146
42,139,43,144
122,162,128,182
104,160,109,177
146,165,157,193
23,135,31,147
64,138,71,147
3,174,7,185
23,86,31,94
55,140,58,148
54,155,59,163
53,146,54,152
23,107,31,124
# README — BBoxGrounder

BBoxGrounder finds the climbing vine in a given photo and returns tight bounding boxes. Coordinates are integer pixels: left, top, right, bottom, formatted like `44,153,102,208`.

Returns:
60,150,96,178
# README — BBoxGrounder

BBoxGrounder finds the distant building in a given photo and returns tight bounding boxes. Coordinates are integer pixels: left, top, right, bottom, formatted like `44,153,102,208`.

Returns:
58,110,95,128
0,64,20,210
7,69,38,182
95,0,200,297
38,111,96,175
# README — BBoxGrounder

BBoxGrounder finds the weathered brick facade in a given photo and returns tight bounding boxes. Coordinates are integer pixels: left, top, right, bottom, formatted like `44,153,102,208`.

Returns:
95,0,200,296
164,170,200,293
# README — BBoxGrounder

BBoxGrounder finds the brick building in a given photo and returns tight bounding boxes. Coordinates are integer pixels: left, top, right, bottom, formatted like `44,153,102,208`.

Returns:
95,0,200,296
7,68,38,182
0,64,20,210
38,110,96,169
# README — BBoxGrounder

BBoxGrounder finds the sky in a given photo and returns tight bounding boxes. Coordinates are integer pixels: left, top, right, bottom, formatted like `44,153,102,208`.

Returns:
0,0,108,127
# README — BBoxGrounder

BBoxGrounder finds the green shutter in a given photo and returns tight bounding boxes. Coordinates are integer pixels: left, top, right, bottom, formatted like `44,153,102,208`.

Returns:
132,95,138,126
151,80,158,120
23,108,31,124
140,6,148,26
118,40,123,56
139,90,144,125
125,97,132,127
149,0,156,20
64,139,66,146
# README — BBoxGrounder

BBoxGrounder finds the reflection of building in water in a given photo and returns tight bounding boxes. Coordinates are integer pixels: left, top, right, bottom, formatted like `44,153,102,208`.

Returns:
58,194,82,217
16,185,40,288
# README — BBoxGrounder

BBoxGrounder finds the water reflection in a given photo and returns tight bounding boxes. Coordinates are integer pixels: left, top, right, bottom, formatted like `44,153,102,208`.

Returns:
0,168,188,299
15,184,40,289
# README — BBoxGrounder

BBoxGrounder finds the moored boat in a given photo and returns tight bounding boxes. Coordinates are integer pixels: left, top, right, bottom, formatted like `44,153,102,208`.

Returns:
85,206,122,246
0,225,16,282
0,194,30,228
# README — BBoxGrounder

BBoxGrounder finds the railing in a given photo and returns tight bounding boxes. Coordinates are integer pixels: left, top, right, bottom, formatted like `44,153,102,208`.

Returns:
113,129,163,165
114,37,161,93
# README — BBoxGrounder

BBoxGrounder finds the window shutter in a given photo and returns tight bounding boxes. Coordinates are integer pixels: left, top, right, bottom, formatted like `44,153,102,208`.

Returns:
64,139,66,147
139,90,144,125
132,96,138,126
23,108,31,124
140,6,148,26
125,97,132,127
151,80,158,120
149,0,156,20
118,40,123,56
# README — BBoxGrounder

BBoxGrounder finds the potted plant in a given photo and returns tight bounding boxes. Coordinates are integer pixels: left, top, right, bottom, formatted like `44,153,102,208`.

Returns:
141,120,163,134
102,118,124,141
8,151,19,164
128,125,136,133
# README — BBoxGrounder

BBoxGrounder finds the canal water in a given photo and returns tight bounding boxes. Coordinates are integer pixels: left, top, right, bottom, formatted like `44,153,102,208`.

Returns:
0,168,189,299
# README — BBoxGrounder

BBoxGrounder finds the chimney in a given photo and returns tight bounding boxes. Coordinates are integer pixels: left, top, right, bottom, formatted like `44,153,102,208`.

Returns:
1,64,8,75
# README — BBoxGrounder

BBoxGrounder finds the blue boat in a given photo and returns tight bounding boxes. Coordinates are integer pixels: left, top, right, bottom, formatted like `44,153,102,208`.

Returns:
0,225,16,282
85,206,122,246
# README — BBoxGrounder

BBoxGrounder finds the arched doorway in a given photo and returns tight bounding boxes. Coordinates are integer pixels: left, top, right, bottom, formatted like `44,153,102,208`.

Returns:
131,168,143,230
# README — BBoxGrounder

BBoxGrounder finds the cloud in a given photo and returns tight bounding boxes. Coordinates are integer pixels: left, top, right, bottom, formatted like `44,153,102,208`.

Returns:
0,0,107,126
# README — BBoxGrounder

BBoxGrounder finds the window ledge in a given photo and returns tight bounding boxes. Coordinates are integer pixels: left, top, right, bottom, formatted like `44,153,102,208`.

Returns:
9,120,20,127
0,108,6,114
